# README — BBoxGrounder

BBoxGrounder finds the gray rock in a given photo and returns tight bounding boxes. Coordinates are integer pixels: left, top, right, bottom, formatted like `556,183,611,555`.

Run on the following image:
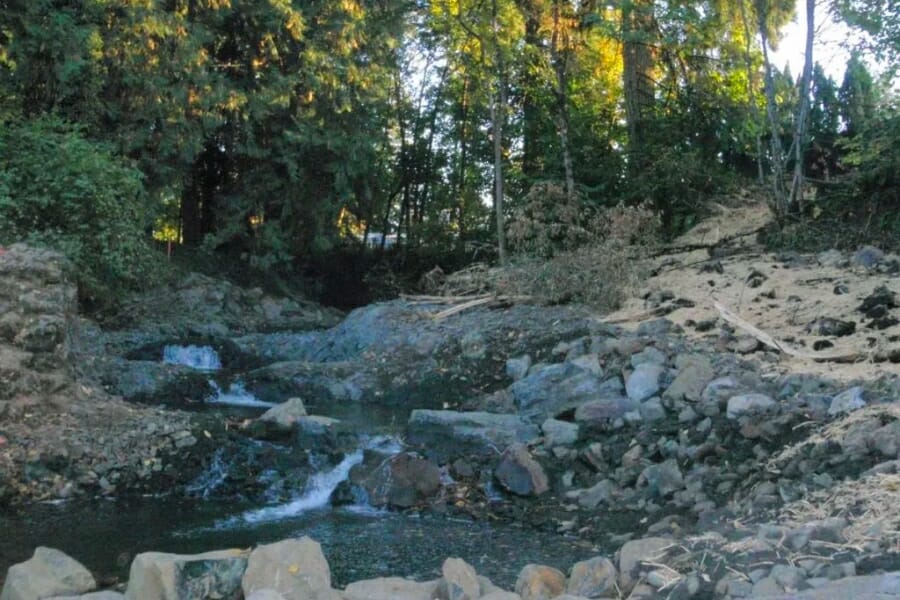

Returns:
618,538,672,591
480,593,523,600
343,577,440,600
566,557,618,598
350,452,442,508
242,538,331,600
828,387,866,416
515,565,566,600
407,410,539,462
1,547,96,600
664,359,714,403
506,356,532,381
626,363,665,402
541,419,579,447
574,396,640,429
578,479,615,509
125,549,248,600
510,363,607,421
639,397,666,422
568,353,603,376
727,393,777,419
259,398,308,428
853,245,885,269
631,347,666,368
495,444,549,497
439,558,480,600
817,249,845,268
638,459,684,497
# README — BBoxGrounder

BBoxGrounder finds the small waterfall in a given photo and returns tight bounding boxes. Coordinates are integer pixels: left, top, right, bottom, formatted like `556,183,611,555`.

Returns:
206,381,276,408
235,449,365,524
220,435,405,527
185,448,229,499
163,345,222,371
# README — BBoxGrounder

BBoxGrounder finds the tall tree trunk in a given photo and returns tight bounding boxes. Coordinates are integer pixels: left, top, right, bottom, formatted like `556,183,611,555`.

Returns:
739,0,766,184
492,0,508,265
454,76,471,242
519,0,542,181
551,1,576,205
756,1,789,218
622,0,655,169
790,0,815,212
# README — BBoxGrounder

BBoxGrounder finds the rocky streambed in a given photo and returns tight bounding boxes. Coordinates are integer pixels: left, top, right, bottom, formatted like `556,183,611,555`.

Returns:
2,243,900,599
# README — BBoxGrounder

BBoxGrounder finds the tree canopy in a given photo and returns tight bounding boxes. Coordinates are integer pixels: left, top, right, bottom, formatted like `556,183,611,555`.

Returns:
0,0,897,292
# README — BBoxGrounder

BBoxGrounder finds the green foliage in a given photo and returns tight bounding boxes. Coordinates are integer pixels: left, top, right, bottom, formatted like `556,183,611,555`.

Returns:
0,116,160,297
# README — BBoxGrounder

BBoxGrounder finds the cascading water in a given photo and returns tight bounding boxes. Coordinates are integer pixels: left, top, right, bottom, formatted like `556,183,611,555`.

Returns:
162,345,222,371
205,381,276,408
223,435,403,526
185,448,229,499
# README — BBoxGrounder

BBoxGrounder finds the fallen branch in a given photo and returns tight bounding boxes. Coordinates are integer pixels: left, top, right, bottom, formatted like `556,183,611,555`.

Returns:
713,301,867,363
650,227,765,258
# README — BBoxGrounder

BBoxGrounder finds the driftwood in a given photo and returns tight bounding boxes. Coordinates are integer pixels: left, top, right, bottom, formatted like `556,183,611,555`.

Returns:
714,301,867,364
402,293,533,320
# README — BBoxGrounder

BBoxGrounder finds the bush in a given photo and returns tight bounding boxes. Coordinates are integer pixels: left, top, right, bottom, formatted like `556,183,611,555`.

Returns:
0,116,161,299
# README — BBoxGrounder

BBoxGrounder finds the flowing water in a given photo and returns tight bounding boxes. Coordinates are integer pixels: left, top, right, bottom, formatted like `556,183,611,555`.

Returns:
0,345,600,588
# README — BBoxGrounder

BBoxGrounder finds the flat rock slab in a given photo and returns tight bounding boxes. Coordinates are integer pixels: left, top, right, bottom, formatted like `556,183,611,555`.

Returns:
407,410,539,462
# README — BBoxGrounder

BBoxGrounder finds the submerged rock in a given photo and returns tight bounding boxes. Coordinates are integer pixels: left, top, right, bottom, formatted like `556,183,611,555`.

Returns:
1,547,96,600
350,452,442,508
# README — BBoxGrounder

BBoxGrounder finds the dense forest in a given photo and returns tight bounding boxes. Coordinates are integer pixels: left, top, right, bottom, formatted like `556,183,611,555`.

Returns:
0,0,897,303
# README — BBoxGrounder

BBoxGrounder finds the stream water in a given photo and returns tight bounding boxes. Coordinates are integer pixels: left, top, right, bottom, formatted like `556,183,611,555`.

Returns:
0,346,599,588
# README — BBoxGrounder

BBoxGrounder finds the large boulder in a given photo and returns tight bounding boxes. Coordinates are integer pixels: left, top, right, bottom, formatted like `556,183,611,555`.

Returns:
438,558,480,600
566,557,618,598
407,410,539,462
510,363,608,421
342,577,440,600
259,398,308,428
1,547,96,600
495,444,549,497
349,452,442,508
124,549,249,600
241,538,332,600
514,565,566,600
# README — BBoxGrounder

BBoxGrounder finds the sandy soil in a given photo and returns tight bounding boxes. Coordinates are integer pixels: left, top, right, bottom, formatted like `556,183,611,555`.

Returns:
604,200,900,382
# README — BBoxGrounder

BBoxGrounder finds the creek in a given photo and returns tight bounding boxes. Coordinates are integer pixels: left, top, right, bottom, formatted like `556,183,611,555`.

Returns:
0,345,597,588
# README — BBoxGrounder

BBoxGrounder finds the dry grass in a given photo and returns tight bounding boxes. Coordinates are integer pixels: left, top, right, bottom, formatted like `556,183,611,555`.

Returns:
441,203,660,312
778,472,900,553
767,404,900,470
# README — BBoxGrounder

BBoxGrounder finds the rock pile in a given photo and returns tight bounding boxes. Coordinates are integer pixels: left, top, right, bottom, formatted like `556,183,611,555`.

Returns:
3,536,897,600
0,244,78,408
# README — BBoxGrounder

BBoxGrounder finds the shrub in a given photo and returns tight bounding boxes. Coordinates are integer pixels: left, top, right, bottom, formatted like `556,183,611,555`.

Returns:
0,116,161,299
447,201,661,312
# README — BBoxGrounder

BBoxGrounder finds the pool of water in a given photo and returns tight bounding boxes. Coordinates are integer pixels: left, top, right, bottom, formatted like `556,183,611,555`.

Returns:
0,496,599,588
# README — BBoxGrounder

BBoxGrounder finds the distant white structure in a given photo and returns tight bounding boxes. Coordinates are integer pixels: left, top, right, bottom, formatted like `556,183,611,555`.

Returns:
361,232,400,248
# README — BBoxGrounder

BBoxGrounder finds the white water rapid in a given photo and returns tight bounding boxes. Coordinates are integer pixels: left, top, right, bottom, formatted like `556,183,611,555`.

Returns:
163,345,222,371
205,381,276,408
